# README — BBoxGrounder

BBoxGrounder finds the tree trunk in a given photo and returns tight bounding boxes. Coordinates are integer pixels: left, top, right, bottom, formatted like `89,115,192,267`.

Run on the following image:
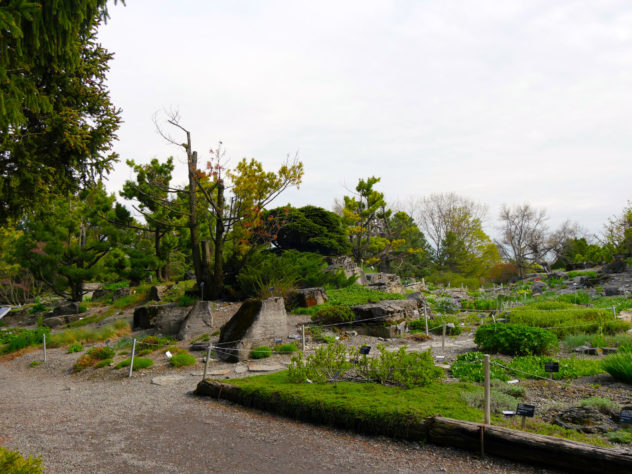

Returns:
210,179,225,299
187,149,203,285
154,228,165,281
71,280,83,302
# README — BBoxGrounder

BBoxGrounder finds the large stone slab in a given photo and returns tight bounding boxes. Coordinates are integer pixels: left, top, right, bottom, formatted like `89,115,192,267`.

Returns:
178,301,214,341
364,273,403,293
350,299,418,325
325,256,366,285
151,375,186,386
287,287,327,308
216,297,288,362
133,303,190,336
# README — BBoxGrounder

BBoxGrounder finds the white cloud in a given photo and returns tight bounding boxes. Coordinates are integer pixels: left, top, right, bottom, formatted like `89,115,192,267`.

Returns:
99,0,632,236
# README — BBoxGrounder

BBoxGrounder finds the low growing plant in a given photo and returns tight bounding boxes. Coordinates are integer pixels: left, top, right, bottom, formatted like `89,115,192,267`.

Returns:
0,446,42,473
602,352,632,384
170,352,197,367
115,357,154,370
67,342,84,353
474,323,558,355
311,305,355,324
250,346,273,359
275,343,298,354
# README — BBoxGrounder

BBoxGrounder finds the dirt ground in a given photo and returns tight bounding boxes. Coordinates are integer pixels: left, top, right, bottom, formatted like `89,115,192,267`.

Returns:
0,346,559,474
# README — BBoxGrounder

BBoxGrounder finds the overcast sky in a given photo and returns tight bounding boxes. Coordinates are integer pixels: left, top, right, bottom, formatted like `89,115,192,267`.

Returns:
98,0,632,237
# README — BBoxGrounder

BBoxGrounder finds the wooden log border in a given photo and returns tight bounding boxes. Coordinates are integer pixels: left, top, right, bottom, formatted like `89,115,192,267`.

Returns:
195,380,632,473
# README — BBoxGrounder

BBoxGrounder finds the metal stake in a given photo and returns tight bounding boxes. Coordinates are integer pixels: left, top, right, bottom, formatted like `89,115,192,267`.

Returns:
43,333,47,363
128,338,136,378
484,355,491,425
203,344,212,380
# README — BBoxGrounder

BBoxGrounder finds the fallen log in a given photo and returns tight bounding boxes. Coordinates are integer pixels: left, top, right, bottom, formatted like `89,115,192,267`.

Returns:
428,417,632,473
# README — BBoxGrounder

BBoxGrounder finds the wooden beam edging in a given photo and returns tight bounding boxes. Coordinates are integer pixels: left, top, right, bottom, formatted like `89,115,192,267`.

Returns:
428,417,632,473
195,380,632,473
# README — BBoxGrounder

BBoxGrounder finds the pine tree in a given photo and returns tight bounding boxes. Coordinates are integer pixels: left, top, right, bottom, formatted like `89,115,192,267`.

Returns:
0,1,122,221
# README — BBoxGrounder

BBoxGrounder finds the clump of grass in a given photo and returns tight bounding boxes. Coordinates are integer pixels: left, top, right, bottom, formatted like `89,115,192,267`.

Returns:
606,430,632,444
112,291,146,309
87,346,115,360
579,396,621,414
67,309,114,328
461,388,520,413
49,319,130,348
293,285,405,316
29,360,41,368
0,327,50,354
177,295,197,307
94,358,112,368
275,343,298,354
602,352,632,384
115,357,154,370
192,333,210,343
137,335,173,352
136,349,153,357
67,342,84,353
250,346,272,359
170,352,196,367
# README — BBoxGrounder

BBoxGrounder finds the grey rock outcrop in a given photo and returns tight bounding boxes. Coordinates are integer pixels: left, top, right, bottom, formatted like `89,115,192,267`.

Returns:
177,301,214,341
554,406,618,434
287,287,327,308
531,280,547,295
132,304,190,336
365,273,403,293
406,292,432,318
51,302,83,316
325,256,365,285
350,299,418,338
216,297,288,362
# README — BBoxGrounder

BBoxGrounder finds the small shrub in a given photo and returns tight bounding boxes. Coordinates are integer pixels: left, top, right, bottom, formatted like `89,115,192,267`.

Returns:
250,346,272,359
509,356,604,380
450,352,508,382
0,446,42,473
137,335,173,352
73,353,95,372
490,379,526,399
88,346,115,360
474,323,558,355
170,352,197,367
461,389,520,413
94,358,112,368
177,295,197,307
67,342,84,353
1,326,50,354
312,305,355,324
137,349,153,357
429,315,463,336
602,352,632,384
275,343,298,354
115,357,154,370
605,430,632,444
102,281,130,290
579,396,621,414
29,360,41,368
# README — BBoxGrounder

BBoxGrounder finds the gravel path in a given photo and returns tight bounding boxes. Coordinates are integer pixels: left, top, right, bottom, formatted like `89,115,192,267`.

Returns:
0,348,557,473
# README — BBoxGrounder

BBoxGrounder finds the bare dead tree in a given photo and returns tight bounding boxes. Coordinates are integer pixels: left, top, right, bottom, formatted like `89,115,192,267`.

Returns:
496,203,549,276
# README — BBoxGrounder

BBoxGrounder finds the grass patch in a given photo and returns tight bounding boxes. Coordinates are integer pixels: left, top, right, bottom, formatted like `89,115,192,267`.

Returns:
602,352,632,384
115,357,154,370
29,360,41,368
66,308,114,328
250,346,272,359
94,358,112,368
563,333,632,351
170,352,196,367
506,302,630,336
67,342,84,353
112,291,146,309
275,343,298,354
0,327,50,354
293,285,405,316
48,319,130,348
450,352,604,382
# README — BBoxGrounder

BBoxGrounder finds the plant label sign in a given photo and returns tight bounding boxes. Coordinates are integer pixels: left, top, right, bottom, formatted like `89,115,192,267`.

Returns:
359,345,371,355
620,409,632,425
516,404,535,417
544,362,559,373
